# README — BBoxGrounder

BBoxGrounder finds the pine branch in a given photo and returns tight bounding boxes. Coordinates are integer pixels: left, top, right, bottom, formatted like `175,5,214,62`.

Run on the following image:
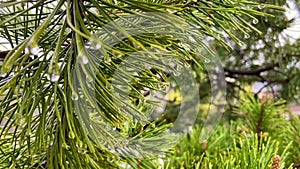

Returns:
224,63,279,76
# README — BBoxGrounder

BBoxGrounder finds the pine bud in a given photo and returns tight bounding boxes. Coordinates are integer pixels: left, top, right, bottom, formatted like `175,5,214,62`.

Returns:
271,155,280,169
202,140,208,153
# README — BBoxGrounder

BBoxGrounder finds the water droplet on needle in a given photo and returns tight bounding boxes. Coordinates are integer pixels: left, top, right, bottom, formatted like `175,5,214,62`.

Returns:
258,4,265,10
79,52,89,64
252,19,259,24
30,46,40,55
46,72,60,82
27,39,40,55
71,92,79,101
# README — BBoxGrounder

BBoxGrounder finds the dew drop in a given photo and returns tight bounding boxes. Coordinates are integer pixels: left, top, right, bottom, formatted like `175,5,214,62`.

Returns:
184,63,191,68
16,155,22,160
252,19,259,24
28,45,40,56
79,141,84,148
25,47,30,54
80,149,87,155
104,57,112,63
86,76,93,83
170,62,178,69
71,92,79,101
146,65,152,70
62,143,69,150
133,42,139,49
188,36,197,43
173,71,180,76
0,73,7,77
175,65,182,72
133,72,139,76
166,9,176,13
238,41,245,46
51,73,60,82
46,74,51,80
204,59,210,63
239,41,245,46
47,72,60,82
90,7,98,13
79,53,89,64
194,24,201,29
9,162,16,169
264,18,268,23
37,51,44,59
68,131,75,139
178,42,183,48
87,82,92,88
29,54,35,60
95,43,102,50
244,34,250,39
258,4,265,10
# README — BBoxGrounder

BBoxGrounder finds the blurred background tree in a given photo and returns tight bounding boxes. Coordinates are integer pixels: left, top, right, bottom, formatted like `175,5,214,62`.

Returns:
159,0,300,123
215,0,300,107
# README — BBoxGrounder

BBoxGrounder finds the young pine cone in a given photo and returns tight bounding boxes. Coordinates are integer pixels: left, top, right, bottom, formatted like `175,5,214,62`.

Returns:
271,155,280,169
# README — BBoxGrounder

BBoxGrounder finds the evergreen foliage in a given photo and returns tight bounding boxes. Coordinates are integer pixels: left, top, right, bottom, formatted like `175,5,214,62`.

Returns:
0,0,299,169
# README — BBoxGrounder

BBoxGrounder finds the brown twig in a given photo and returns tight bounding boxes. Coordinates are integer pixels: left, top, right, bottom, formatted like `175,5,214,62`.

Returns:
256,104,265,148
224,63,279,76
